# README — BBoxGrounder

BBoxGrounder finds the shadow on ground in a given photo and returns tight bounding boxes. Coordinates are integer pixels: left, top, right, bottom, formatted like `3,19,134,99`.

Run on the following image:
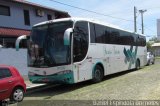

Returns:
25,68,137,98
25,59,160,98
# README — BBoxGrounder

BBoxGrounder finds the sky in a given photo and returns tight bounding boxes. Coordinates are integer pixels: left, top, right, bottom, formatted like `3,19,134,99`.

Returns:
28,0,160,41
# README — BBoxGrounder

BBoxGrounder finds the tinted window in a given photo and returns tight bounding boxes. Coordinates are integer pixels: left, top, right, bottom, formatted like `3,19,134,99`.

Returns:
110,28,120,44
118,31,126,45
90,23,96,43
47,14,52,20
137,35,146,46
119,31,135,45
143,36,146,46
95,24,106,43
73,21,89,62
0,70,3,79
0,68,12,79
90,23,146,46
29,21,73,67
0,5,10,16
104,27,111,44
24,10,30,26
131,34,137,46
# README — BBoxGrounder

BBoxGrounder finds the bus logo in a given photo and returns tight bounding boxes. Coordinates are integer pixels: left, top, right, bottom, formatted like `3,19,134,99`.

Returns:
123,46,137,64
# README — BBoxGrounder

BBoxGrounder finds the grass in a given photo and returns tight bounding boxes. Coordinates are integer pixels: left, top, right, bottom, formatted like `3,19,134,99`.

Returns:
143,63,160,71
155,56,160,59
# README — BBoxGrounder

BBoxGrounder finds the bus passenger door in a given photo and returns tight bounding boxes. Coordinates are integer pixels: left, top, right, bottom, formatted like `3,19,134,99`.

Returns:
73,58,92,82
72,21,92,82
73,32,92,82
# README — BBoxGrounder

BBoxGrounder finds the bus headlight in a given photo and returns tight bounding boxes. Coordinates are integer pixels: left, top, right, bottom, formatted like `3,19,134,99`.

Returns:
57,70,71,75
28,72,36,76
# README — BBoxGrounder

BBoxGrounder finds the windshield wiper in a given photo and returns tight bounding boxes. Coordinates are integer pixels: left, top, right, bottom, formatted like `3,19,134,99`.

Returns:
32,44,44,67
44,53,56,66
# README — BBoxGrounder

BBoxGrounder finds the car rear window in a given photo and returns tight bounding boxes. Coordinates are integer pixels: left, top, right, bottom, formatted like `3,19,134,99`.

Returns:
0,68,12,79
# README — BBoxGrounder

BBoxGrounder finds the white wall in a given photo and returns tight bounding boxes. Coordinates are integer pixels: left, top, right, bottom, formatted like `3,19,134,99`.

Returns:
0,48,28,75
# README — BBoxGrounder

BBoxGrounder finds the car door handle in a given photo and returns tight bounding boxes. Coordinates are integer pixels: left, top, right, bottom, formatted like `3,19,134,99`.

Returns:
8,80,13,83
0,89,8,93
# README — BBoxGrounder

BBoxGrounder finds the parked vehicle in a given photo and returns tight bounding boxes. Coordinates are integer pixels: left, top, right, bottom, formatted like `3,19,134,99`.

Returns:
16,18,147,84
0,65,26,103
147,52,155,65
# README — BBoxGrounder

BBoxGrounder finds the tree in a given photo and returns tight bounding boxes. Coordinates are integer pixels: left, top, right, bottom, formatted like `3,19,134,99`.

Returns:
146,41,154,51
149,36,160,43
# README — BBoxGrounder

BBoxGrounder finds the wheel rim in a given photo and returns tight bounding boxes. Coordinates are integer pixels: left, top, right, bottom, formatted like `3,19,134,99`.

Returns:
95,69,101,80
13,89,23,101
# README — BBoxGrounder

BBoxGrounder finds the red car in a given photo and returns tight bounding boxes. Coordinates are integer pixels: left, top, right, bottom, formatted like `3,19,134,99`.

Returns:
0,65,26,103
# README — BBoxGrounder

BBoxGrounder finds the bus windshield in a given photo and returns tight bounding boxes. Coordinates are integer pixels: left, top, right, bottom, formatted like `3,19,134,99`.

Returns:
28,21,73,67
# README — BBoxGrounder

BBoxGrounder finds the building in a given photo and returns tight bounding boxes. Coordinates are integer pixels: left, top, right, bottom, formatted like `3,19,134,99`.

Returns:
157,19,160,40
152,43,160,56
0,0,70,48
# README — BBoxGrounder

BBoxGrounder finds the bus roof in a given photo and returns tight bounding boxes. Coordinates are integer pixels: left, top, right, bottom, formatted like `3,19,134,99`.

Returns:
34,17,145,36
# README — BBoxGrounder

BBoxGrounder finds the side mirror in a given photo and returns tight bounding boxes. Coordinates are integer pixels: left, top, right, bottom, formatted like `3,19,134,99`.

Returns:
0,44,3,48
15,35,27,51
0,44,3,51
64,28,73,45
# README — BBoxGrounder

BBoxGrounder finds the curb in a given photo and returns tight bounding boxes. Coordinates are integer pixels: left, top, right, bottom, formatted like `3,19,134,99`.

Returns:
26,84,45,90
26,83,59,94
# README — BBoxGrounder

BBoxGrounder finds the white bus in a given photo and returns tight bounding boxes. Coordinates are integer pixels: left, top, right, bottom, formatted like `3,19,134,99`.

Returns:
16,18,147,84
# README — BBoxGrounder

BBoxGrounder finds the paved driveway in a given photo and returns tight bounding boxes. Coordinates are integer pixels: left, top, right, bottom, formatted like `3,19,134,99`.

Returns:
23,59,160,100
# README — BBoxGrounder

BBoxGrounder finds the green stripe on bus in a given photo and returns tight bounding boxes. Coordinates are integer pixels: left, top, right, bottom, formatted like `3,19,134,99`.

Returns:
29,71,74,84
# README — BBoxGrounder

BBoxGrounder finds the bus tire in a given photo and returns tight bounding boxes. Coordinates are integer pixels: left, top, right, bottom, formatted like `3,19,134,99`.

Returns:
92,65,104,83
135,59,140,70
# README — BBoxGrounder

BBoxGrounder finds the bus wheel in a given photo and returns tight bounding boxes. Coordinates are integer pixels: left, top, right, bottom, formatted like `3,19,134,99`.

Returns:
92,65,104,83
135,60,140,70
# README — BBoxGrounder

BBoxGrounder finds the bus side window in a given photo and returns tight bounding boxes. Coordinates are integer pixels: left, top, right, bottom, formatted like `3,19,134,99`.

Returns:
110,29,120,44
90,23,96,43
73,21,89,62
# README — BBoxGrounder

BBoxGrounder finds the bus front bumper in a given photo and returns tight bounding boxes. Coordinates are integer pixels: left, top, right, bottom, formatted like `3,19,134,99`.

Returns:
28,71,74,84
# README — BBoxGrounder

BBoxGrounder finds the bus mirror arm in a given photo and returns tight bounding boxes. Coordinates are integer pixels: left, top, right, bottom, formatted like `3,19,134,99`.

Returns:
64,28,73,45
15,35,27,51
27,36,30,39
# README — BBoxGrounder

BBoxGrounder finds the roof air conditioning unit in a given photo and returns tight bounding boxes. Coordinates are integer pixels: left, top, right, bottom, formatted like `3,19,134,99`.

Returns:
36,9,44,17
